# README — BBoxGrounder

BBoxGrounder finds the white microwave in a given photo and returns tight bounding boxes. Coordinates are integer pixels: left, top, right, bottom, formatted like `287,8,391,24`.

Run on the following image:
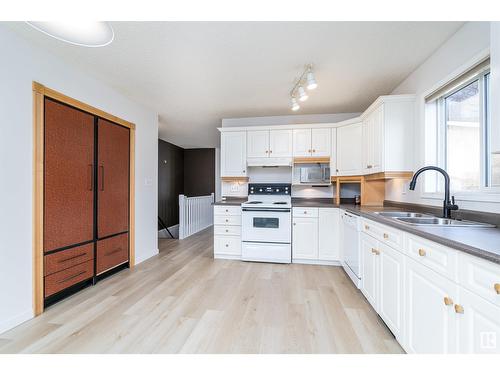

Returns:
299,164,331,184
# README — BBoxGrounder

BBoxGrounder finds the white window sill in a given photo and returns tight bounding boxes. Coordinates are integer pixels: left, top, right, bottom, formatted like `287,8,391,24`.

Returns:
421,190,500,203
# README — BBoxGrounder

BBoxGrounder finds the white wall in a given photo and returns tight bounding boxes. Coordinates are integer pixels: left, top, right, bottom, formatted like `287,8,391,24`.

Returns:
0,26,159,334
387,22,500,212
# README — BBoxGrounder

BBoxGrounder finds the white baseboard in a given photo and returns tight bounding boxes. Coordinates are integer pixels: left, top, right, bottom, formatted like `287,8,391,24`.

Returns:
214,254,241,260
292,259,341,266
0,309,34,335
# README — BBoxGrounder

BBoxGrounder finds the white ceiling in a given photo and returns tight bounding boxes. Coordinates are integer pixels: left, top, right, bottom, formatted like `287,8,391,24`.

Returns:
8,21,464,148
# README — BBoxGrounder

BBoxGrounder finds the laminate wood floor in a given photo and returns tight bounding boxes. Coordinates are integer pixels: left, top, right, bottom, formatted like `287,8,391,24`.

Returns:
0,227,403,354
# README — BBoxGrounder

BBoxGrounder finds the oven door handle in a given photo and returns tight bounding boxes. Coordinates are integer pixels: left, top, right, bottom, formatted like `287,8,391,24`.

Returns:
242,208,291,212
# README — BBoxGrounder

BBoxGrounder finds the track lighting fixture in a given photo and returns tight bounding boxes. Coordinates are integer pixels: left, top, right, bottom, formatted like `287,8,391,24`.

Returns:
289,64,318,111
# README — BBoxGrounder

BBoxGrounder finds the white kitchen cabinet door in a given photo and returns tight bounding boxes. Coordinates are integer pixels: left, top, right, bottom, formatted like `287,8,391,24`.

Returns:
458,286,500,353
311,128,331,157
269,129,293,158
371,105,383,172
337,122,363,176
221,131,247,177
360,232,380,310
405,257,459,354
330,128,337,176
293,129,312,157
318,208,340,261
247,130,269,158
292,217,318,260
379,242,404,340
362,116,373,174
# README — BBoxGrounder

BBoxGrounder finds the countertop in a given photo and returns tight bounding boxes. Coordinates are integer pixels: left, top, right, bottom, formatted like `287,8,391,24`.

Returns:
213,198,500,264
343,205,500,265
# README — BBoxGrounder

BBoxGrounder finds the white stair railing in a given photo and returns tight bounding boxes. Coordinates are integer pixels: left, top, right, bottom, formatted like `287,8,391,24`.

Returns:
179,193,215,239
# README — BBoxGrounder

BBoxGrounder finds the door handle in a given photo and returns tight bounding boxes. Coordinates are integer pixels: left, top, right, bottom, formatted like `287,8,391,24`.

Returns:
99,165,104,191
88,164,93,191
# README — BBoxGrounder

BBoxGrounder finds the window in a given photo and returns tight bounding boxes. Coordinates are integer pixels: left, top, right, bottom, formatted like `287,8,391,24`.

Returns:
424,58,498,195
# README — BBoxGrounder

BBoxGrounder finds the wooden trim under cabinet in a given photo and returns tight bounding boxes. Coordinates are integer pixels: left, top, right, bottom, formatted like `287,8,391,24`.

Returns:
294,157,330,164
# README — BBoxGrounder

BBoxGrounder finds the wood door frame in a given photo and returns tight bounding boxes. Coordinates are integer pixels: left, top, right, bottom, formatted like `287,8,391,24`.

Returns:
32,82,136,315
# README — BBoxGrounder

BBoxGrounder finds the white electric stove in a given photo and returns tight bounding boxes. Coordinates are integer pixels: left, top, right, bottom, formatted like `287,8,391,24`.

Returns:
241,184,292,263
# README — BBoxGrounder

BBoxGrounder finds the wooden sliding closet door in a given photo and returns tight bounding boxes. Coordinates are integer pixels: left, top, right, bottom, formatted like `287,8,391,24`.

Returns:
97,119,130,238
44,99,95,252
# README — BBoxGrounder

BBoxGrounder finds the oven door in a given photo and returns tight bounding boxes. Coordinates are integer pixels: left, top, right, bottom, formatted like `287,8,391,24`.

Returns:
242,208,291,243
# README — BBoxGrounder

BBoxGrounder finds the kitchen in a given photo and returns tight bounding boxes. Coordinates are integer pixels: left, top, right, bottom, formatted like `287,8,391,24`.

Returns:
2,15,500,371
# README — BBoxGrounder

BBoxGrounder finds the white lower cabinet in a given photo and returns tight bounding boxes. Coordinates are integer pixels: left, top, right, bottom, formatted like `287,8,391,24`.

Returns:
458,286,500,353
292,217,319,260
404,257,459,353
378,242,405,340
213,206,241,259
292,207,339,264
360,233,379,309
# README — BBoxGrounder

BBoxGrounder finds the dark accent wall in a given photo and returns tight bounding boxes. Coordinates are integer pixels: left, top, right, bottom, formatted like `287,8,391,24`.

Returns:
158,142,215,229
183,149,215,197
158,140,184,228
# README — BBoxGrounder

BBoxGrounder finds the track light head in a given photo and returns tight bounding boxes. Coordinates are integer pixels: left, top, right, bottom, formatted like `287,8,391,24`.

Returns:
290,97,300,111
306,71,318,90
298,86,308,102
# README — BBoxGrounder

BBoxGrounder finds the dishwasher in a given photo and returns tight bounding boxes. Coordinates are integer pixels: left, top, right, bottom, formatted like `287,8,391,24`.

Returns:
341,210,361,288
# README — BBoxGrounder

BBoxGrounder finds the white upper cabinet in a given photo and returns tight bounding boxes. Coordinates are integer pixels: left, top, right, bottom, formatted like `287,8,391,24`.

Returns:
269,129,293,157
311,128,331,157
337,122,363,176
292,129,312,157
221,131,247,177
330,128,337,176
247,129,292,158
361,96,415,173
293,128,331,157
247,130,269,158
362,105,383,173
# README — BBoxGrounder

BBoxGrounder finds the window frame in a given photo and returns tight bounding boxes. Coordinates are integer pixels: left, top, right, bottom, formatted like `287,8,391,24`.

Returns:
421,62,500,202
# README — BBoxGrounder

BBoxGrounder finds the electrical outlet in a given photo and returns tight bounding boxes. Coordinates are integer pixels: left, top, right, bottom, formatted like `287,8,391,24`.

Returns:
230,183,239,192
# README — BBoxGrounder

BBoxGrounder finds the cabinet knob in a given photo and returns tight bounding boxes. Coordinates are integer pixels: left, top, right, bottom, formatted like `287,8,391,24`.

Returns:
312,149,316,153
443,296,453,306
225,209,228,212
418,248,426,257
269,150,272,153
243,170,246,173
225,244,229,247
293,222,296,226
225,219,228,222
225,229,228,233
371,248,380,255
303,211,307,214
454,304,464,314
365,225,370,230
265,150,268,153
367,165,373,169
383,233,389,239
494,283,500,294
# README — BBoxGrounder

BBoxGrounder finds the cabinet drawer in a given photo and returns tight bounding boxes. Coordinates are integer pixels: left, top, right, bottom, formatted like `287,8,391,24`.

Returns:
214,225,241,236
293,207,319,218
214,215,241,226
214,235,241,256
45,260,93,297
214,205,241,216
406,234,458,281
458,253,500,307
362,219,403,250
96,233,129,275
44,243,94,276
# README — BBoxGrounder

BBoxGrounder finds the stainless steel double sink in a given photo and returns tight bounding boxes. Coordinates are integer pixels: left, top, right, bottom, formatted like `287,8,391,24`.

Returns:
374,211,495,228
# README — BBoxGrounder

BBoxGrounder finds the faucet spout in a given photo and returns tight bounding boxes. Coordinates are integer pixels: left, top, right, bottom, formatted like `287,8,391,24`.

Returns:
408,166,458,219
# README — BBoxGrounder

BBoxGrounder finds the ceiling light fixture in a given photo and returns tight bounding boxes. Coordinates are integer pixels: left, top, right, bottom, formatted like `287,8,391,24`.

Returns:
26,21,114,47
289,64,318,111
290,97,300,111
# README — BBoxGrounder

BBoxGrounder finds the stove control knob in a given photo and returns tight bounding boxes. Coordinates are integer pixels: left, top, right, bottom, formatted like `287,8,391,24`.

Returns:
259,189,263,192
276,189,280,192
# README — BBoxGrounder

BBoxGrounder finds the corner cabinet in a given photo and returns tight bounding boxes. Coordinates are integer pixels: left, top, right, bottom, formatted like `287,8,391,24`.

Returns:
361,96,415,174
337,122,363,176
221,131,247,177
